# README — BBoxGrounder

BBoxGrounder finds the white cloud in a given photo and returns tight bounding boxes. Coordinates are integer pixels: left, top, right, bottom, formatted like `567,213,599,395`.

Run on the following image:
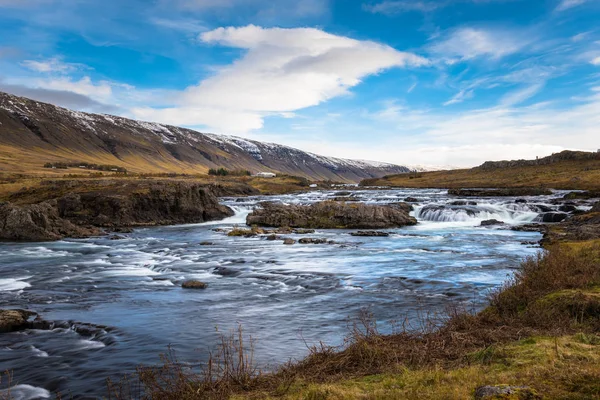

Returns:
429,27,530,61
32,76,113,101
173,0,329,19
21,57,85,74
150,18,206,33
556,0,589,12
132,25,428,132
592,56,600,66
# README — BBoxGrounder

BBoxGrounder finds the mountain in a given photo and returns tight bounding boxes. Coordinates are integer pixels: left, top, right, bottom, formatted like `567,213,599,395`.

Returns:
0,92,410,182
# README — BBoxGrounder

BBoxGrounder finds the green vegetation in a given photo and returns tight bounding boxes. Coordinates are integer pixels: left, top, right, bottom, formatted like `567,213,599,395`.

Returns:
43,162,127,173
208,168,251,177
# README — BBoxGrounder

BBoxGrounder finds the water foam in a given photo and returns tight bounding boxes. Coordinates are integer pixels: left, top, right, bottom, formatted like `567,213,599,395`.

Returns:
0,384,51,400
0,277,31,291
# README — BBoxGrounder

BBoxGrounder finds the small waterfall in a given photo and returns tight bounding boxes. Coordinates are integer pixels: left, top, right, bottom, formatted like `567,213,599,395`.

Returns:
414,203,540,224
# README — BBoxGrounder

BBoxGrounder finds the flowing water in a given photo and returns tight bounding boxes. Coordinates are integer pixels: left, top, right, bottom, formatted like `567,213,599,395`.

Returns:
0,188,575,399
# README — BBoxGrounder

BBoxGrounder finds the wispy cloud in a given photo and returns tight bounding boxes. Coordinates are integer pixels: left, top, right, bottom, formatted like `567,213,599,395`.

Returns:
556,0,589,12
428,27,532,62
592,56,600,65
21,57,87,74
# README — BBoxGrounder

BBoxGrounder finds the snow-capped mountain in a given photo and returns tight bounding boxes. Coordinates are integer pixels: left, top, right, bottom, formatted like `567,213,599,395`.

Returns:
0,91,410,182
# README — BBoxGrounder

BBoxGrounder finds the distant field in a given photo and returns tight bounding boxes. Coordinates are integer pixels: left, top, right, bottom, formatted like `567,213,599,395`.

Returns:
361,158,600,190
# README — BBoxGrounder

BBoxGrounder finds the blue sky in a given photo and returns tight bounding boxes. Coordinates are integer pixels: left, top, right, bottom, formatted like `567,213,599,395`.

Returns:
0,0,599,167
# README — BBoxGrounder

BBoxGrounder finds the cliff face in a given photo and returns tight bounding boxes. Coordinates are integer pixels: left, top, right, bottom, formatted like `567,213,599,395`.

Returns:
0,91,409,182
0,181,240,241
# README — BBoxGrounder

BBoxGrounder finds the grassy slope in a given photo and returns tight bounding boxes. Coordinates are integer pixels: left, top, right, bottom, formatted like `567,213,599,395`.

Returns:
361,159,600,190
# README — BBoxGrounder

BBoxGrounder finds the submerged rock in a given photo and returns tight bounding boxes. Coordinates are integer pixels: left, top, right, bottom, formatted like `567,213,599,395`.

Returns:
350,231,390,237
511,224,547,233
283,238,296,245
182,280,208,289
298,238,329,244
247,201,416,229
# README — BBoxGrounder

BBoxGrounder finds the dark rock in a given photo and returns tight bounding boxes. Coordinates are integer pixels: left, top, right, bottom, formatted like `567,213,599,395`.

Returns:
532,204,553,213
350,231,390,237
199,241,213,246
213,267,240,277
539,212,569,223
388,202,413,213
334,191,353,196
246,201,417,229
591,202,600,213
515,198,528,204
331,196,360,202
292,228,315,234
480,219,505,226
0,182,234,241
109,235,126,240
283,238,296,245
448,188,552,197
113,227,133,233
0,309,37,333
404,197,419,203
235,198,247,203
265,234,281,241
298,238,328,244
449,201,478,206
558,204,577,213
563,190,600,200
511,224,547,233
0,201,101,241
182,280,208,289
474,385,540,399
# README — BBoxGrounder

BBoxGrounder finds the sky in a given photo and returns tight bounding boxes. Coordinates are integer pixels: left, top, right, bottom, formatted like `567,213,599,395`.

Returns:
0,0,599,167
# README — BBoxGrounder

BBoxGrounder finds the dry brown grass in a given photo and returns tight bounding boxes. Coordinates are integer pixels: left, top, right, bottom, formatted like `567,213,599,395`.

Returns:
362,159,600,190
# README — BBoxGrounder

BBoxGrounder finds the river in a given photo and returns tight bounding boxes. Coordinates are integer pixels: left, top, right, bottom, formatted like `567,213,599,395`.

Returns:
0,188,568,399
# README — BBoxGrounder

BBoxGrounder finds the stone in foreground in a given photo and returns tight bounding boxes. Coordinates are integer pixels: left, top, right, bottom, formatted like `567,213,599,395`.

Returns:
474,385,540,399
246,201,417,229
182,280,208,289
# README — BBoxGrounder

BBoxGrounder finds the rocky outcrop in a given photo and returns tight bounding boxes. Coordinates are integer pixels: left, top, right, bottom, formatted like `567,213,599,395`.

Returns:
246,201,417,229
0,181,233,241
0,201,100,241
0,309,37,333
592,202,600,213
57,182,232,227
538,212,569,223
448,188,552,197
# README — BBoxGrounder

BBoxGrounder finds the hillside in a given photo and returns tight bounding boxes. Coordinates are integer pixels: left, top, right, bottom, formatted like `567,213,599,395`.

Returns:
361,150,600,190
0,91,409,182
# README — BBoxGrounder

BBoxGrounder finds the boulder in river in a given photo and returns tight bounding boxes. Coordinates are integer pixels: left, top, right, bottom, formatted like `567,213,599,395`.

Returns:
539,212,569,223
593,202,600,213
246,201,417,229
182,280,208,289
404,197,419,203
299,238,329,244
0,309,37,333
480,219,505,226
283,238,296,245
